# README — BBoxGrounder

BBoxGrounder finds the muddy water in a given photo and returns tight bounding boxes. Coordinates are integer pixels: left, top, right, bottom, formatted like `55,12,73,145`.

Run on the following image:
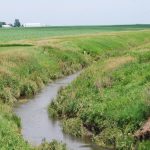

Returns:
14,73,101,150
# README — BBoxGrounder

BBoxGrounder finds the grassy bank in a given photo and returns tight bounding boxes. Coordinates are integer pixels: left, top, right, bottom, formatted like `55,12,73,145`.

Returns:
49,32,150,149
0,27,150,149
0,43,89,149
0,46,89,104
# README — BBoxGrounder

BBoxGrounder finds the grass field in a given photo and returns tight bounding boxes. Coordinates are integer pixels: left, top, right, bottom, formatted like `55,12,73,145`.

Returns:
0,25,150,149
0,25,150,43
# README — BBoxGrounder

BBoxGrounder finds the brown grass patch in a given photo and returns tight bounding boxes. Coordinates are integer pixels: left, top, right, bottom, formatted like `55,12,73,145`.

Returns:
0,66,12,76
0,50,31,63
104,56,134,72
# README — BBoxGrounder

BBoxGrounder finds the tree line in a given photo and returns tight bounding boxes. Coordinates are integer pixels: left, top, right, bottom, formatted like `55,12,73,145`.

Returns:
0,19,21,27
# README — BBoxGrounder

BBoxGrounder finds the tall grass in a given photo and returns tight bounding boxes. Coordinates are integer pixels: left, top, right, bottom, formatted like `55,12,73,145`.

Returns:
0,29,150,149
0,46,89,149
49,31,150,149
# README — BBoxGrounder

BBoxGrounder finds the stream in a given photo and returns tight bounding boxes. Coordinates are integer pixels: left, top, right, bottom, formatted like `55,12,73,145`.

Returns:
14,73,104,150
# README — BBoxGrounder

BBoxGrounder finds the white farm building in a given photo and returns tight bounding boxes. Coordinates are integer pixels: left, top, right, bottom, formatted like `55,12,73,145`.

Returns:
23,23,42,27
2,25,12,28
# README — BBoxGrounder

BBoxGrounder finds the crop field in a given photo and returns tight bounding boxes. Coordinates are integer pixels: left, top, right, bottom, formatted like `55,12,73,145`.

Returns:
0,25,150,43
0,25,150,149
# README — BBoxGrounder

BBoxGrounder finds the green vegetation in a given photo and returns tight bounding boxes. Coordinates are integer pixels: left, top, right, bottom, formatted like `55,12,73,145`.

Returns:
0,22,6,28
0,26,150,149
138,141,150,150
0,102,31,150
37,140,67,150
49,31,150,149
0,24,150,43
0,43,89,149
0,46,82,149
0,46,89,104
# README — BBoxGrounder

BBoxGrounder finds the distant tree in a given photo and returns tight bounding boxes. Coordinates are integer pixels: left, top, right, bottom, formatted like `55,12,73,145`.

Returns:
14,19,21,27
0,22,6,27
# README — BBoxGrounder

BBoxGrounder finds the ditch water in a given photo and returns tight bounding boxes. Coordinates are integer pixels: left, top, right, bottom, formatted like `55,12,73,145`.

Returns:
14,73,103,150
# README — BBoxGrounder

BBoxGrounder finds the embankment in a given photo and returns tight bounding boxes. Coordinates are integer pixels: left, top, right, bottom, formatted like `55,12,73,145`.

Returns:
0,30,150,149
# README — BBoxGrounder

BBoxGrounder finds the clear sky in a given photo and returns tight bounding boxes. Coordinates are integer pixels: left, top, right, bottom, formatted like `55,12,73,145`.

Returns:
1,0,150,26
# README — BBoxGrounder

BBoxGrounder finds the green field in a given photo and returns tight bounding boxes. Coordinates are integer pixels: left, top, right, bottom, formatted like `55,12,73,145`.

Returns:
0,25,150,43
0,25,150,149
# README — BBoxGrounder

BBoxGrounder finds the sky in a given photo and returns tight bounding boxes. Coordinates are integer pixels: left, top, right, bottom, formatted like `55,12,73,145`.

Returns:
0,0,150,26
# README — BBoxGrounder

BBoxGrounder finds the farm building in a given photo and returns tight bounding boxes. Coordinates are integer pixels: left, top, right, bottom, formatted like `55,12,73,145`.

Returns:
2,25,12,28
23,23,42,27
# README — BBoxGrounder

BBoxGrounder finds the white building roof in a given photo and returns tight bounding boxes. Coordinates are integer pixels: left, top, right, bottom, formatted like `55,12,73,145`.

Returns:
23,23,42,27
2,25,12,28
